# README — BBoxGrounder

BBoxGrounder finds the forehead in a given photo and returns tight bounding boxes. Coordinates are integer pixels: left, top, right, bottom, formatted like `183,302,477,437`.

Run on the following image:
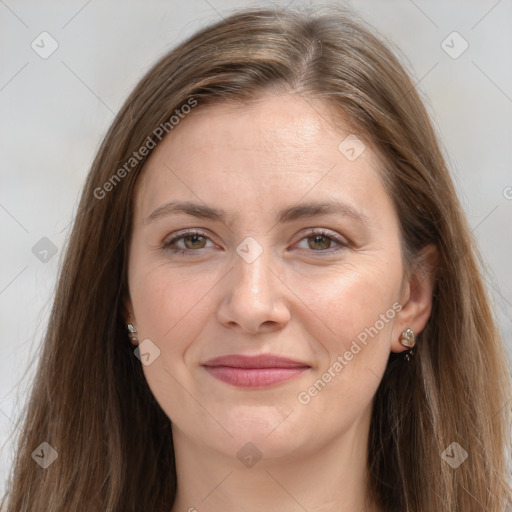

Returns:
133,93,390,223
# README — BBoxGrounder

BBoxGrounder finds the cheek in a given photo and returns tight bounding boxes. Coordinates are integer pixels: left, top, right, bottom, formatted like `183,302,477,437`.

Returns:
128,262,220,420
128,246,403,439
291,261,402,354
289,259,402,416
129,255,231,364
130,248,403,359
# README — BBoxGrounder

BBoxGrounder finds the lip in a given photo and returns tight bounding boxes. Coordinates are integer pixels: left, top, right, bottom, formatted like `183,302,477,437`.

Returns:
202,354,310,388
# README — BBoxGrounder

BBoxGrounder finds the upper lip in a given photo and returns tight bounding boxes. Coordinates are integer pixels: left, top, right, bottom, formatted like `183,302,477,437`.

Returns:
202,354,310,369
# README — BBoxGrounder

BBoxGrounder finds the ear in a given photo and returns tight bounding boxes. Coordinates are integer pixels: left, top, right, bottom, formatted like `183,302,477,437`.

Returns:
121,291,135,325
122,292,135,325
122,294,139,346
391,243,438,353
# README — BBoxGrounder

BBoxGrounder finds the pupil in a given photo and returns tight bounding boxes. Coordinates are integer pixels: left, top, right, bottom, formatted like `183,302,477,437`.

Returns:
186,235,204,249
311,235,330,250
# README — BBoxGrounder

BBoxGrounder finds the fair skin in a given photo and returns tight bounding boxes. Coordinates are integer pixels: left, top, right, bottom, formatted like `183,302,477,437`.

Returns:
124,93,435,512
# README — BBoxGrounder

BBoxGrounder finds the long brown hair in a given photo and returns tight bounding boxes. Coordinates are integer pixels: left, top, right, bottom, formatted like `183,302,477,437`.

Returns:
2,6,511,511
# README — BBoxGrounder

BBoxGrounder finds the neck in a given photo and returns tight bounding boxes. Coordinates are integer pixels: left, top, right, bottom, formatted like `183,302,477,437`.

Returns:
170,409,380,512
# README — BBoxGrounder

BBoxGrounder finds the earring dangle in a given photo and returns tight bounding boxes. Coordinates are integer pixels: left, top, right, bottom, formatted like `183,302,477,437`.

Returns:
400,328,416,361
126,323,138,343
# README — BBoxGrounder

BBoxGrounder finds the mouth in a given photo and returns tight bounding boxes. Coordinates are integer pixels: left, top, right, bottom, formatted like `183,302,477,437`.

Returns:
202,354,311,388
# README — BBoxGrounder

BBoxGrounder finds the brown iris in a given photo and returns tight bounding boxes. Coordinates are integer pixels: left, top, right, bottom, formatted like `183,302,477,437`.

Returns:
183,235,207,250
307,234,331,250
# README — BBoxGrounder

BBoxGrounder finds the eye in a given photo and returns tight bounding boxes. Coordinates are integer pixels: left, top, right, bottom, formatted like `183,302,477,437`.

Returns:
162,230,215,255
161,228,348,256
295,229,347,255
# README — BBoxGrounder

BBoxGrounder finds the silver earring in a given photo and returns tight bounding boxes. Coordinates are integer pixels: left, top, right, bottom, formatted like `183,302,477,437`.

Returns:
400,328,416,361
400,328,416,349
126,323,138,343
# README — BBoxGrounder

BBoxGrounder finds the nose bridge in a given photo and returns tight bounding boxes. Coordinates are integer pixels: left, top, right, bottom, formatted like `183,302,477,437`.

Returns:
233,235,274,301
216,234,290,332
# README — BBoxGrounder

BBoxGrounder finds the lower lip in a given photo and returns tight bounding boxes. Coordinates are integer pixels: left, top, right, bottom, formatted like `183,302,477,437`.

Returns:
203,366,309,387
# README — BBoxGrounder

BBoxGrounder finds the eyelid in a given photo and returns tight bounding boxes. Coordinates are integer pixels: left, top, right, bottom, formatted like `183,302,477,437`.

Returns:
164,228,211,241
163,228,216,249
162,228,348,255
293,228,348,252
299,227,347,243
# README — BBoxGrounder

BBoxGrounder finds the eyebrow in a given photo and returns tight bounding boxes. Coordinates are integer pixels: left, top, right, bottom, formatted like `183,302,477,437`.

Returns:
144,199,369,226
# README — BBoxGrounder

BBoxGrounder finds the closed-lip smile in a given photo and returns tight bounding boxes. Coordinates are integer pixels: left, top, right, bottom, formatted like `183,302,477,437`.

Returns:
202,354,310,388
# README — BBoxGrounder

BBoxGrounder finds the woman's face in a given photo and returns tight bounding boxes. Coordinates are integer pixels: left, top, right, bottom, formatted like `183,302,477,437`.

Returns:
125,93,414,462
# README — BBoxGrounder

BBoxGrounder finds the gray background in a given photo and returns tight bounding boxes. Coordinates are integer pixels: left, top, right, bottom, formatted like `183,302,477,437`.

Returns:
1,0,511,495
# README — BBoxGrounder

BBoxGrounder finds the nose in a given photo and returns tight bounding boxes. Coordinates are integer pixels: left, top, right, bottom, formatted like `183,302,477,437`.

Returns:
216,243,291,334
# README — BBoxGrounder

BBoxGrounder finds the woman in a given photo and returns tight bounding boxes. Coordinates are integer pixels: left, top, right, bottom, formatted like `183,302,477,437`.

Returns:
2,6,511,512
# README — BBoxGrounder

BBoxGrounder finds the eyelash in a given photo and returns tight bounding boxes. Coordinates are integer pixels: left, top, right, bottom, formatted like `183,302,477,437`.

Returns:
161,229,348,256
